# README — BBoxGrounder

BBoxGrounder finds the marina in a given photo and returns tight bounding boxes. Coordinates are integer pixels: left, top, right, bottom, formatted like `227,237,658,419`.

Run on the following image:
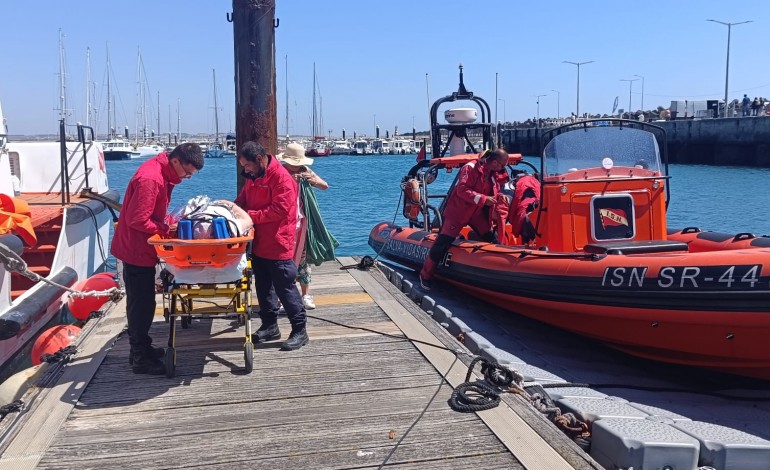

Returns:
1,1,769,468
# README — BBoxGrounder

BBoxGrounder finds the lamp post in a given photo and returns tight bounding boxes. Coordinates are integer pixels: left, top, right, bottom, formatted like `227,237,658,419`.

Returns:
563,60,594,118
707,19,752,117
551,89,560,120
620,78,639,117
497,98,506,123
633,74,645,112
495,72,499,126
535,94,547,127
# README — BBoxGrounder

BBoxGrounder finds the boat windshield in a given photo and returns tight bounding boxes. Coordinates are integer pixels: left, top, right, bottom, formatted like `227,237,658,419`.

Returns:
543,125,662,176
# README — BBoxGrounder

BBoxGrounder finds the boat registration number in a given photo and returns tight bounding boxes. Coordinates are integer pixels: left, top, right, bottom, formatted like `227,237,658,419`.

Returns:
602,264,765,290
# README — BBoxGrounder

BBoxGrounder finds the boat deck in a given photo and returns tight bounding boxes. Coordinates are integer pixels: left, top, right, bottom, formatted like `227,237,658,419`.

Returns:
0,259,597,469
20,192,94,227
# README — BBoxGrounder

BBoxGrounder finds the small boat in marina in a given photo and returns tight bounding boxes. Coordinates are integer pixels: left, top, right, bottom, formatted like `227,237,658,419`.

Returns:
102,139,141,160
0,103,119,372
369,67,770,381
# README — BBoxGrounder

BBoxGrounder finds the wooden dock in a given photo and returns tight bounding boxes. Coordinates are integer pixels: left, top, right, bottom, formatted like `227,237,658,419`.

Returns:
0,258,599,469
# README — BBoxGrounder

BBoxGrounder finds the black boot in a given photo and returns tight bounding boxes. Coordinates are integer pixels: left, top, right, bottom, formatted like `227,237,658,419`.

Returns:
131,351,165,375
251,323,281,343
128,345,165,365
280,328,309,351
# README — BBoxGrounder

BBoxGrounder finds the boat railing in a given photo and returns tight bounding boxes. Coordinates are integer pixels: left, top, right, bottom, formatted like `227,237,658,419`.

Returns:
77,124,96,193
58,120,96,205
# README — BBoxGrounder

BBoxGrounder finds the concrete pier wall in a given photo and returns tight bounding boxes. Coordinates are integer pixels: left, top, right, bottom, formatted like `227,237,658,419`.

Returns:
501,117,770,167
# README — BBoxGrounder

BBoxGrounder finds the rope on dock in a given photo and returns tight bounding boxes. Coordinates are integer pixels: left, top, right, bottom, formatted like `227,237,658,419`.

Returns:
0,400,23,422
448,356,520,412
0,242,125,302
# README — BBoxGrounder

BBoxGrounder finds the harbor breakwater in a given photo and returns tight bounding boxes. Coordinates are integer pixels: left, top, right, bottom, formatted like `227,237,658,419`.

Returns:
502,117,770,167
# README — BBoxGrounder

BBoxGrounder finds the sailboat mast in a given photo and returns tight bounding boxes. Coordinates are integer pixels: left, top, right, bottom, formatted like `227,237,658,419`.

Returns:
312,62,317,139
285,55,289,139
85,47,92,127
57,29,68,125
212,68,219,145
135,48,140,144
157,91,160,138
176,98,181,143
106,47,112,140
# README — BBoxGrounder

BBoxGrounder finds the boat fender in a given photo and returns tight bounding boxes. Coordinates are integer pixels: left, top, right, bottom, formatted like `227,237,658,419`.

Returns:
66,273,121,321
0,267,78,340
0,364,44,406
401,177,422,220
30,324,81,366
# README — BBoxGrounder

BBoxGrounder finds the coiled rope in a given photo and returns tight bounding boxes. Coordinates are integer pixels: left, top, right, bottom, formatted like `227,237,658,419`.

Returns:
448,356,521,412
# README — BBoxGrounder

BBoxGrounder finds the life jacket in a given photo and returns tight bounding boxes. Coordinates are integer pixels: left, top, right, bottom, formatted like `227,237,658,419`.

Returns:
402,177,422,221
0,193,37,246
508,175,541,243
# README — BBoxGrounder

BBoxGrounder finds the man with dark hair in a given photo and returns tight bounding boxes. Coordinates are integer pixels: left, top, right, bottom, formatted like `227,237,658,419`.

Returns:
234,141,309,351
419,149,509,290
112,142,204,374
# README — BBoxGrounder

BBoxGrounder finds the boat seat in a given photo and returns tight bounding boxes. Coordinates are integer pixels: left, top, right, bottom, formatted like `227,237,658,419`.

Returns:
583,239,689,255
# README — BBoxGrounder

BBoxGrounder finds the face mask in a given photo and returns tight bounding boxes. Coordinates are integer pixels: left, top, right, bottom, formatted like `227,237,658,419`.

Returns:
240,170,256,181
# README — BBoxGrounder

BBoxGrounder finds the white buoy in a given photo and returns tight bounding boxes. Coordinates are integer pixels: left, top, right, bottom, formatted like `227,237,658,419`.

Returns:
0,364,44,406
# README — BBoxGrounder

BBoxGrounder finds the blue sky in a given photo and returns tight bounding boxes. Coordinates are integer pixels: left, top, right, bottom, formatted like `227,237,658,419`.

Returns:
1,0,769,137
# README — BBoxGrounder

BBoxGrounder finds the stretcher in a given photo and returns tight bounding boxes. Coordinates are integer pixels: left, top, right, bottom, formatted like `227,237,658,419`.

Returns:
148,229,254,378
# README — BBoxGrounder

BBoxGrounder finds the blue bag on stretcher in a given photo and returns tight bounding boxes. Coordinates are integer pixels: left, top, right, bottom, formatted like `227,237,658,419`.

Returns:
164,196,254,284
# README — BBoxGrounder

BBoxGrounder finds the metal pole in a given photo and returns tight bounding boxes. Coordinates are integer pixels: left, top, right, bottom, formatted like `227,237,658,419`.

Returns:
551,90,560,120
633,75,644,112
563,60,594,119
495,72,499,125
535,94,547,127
707,19,752,117
620,78,639,117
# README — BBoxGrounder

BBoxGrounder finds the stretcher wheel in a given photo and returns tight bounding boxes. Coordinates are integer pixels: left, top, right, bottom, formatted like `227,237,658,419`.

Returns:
181,315,191,329
163,308,170,323
244,342,253,373
165,347,176,378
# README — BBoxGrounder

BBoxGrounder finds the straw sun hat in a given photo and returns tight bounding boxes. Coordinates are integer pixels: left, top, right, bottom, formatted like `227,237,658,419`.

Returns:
277,142,313,166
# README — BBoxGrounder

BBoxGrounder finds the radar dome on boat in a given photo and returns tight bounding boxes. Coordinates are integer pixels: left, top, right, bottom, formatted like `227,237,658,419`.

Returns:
444,108,477,124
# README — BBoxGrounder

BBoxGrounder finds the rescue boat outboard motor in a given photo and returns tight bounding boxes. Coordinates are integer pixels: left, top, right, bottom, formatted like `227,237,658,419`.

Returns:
444,107,477,156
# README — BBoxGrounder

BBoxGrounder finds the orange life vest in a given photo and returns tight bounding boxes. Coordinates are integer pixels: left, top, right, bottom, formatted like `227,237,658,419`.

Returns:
0,194,37,246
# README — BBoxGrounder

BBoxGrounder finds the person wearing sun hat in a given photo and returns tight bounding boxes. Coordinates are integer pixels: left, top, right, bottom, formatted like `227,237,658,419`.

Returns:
278,142,330,310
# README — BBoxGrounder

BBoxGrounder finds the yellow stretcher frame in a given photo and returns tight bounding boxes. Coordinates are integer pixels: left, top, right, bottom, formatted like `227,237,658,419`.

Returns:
161,258,254,378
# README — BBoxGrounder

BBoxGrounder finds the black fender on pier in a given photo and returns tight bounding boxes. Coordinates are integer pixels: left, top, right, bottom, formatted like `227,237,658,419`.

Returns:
0,267,78,340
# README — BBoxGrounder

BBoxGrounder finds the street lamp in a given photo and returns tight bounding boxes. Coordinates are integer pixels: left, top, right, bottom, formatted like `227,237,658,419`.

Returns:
498,98,506,123
707,19,752,117
563,60,594,118
535,94,547,127
620,78,639,117
551,89,560,120
633,74,645,112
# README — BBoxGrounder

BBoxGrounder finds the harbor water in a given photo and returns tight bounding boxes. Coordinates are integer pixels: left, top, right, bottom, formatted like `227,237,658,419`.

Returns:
105,153,770,257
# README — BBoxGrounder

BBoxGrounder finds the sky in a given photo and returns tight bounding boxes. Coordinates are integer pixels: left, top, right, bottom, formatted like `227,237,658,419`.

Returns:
1,0,769,137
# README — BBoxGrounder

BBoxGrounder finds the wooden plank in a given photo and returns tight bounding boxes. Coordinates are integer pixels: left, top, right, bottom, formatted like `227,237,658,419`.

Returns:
40,412,516,469
0,299,128,469
339,257,577,470
358,260,604,470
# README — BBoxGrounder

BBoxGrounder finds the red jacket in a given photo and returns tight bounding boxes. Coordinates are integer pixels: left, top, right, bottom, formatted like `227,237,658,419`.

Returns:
111,153,180,267
443,160,507,227
234,155,298,260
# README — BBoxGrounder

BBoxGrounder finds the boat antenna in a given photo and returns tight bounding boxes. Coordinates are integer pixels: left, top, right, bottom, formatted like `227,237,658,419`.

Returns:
454,63,473,100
